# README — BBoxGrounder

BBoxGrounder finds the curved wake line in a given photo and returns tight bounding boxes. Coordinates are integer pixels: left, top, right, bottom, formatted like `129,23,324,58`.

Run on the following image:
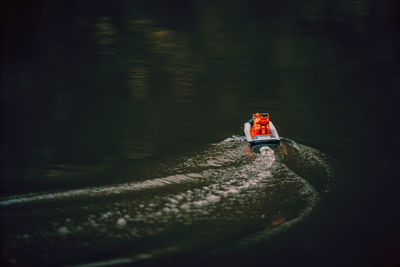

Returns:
1,136,334,267
0,138,251,207
0,173,202,206
240,183,319,245
68,246,180,267
67,164,320,267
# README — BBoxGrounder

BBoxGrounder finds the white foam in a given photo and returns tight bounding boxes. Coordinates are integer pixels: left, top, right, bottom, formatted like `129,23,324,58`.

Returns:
116,218,127,228
3,136,333,264
69,257,134,267
124,147,277,225
0,173,202,206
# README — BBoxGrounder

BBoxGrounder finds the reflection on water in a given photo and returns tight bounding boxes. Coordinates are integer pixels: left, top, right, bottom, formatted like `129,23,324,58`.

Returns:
94,17,116,54
128,64,149,99
135,20,198,101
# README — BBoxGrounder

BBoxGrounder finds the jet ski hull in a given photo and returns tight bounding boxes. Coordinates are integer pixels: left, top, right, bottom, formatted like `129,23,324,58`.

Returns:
244,118,280,149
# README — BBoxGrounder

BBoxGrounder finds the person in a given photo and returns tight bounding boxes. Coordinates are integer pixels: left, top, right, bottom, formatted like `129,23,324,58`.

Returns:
251,113,270,137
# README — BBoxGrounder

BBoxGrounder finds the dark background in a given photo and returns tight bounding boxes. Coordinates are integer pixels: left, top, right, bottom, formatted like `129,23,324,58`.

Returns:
2,0,400,266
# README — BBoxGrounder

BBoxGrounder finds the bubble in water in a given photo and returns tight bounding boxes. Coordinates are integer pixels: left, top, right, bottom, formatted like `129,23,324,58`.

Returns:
116,218,127,228
58,226,70,235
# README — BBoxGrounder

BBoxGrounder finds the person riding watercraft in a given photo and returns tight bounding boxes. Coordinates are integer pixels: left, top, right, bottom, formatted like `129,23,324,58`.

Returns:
250,113,270,137
244,113,280,149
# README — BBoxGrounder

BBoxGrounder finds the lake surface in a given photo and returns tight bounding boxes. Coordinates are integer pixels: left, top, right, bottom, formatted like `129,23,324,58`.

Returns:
2,0,400,266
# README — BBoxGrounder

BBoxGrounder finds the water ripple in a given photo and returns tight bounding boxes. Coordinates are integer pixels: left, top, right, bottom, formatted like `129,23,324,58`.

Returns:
1,137,333,266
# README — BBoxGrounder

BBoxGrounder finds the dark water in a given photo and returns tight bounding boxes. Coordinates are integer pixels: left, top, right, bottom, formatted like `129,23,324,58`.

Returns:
1,0,399,266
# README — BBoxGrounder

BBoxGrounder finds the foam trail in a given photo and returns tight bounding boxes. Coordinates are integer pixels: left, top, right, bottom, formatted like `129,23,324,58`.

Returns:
69,246,179,267
0,173,201,206
0,137,334,266
0,139,248,207
259,146,270,155
70,257,134,267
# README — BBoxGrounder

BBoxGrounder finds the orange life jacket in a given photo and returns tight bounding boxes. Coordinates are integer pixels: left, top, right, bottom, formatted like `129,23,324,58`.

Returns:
251,113,270,137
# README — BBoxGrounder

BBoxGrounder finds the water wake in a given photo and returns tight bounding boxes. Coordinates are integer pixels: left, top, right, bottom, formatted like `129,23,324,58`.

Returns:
0,173,203,206
1,137,333,265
